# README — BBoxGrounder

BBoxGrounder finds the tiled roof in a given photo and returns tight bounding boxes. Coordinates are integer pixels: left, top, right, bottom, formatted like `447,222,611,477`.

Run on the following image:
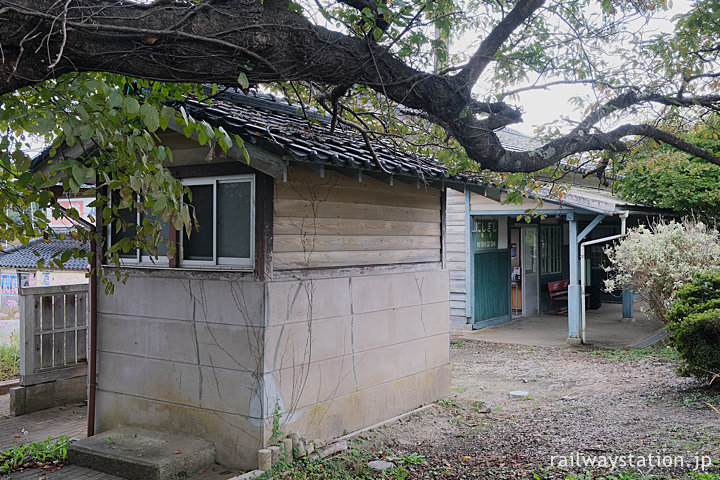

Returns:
495,127,543,152
183,90,610,184
181,90,484,185
0,237,89,270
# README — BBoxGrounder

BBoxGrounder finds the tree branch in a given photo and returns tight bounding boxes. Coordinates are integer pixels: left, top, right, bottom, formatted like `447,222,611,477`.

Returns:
454,0,545,88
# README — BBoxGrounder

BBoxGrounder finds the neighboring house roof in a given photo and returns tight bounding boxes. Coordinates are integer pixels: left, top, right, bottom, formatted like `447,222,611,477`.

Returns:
536,184,670,216
0,237,89,270
494,127,543,152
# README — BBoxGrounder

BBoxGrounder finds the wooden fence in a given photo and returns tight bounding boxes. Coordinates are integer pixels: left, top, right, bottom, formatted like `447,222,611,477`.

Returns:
19,284,89,386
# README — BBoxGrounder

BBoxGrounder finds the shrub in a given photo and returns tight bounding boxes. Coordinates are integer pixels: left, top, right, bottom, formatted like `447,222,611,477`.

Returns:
603,220,720,324
666,272,720,384
0,336,19,381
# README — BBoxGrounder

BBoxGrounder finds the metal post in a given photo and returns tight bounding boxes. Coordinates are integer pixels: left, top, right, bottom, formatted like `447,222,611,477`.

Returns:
567,213,581,343
622,289,634,321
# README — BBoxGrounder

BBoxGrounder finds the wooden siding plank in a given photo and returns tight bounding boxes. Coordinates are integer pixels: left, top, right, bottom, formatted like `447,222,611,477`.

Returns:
446,252,466,263
445,241,465,251
274,217,439,236
273,234,438,253
275,183,439,209
446,225,466,234
275,199,439,223
284,166,441,197
274,248,440,269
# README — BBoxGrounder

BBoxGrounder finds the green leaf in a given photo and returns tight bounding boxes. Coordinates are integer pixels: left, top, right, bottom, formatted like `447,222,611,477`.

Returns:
237,72,249,90
71,164,85,186
107,91,123,109
159,106,176,130
35,115,56,134
124,97,140,116
140,103,160,132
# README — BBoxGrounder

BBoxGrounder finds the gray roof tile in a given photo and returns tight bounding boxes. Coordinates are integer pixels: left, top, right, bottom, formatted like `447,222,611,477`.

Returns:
0,237,89,270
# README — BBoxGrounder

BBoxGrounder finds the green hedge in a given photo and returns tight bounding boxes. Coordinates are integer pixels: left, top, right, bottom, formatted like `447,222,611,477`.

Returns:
666,272,720,383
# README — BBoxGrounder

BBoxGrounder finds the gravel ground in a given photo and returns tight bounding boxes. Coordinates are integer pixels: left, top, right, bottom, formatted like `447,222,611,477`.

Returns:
357,338,720,479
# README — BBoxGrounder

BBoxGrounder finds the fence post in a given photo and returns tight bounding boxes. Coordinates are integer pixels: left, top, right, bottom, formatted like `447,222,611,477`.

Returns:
19,288,39,386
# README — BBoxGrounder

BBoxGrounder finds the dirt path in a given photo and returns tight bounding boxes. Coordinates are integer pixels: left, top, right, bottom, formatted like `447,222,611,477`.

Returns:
358,339,720,479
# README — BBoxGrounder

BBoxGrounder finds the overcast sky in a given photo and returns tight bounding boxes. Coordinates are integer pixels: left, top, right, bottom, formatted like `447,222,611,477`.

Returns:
503,1,693,135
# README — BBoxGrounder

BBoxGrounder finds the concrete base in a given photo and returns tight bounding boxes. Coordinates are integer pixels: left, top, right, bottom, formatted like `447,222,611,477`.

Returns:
10,375,87,416
455,303,664,349
565,337,582,346
68,426,216,480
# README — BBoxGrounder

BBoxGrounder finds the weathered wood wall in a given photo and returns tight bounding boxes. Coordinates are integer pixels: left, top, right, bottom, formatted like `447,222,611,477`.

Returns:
273,167,441,270
446,189,469,328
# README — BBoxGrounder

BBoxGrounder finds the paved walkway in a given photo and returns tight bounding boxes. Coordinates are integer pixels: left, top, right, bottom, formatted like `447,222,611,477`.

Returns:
454,302,665,348
0,395,86,452
0,395,240,479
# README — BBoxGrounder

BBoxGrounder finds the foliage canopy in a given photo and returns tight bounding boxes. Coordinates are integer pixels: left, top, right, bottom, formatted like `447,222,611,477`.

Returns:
615,118,720,225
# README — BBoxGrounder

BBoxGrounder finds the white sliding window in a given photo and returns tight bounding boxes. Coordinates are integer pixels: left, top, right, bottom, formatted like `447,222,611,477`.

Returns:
181,175,255,268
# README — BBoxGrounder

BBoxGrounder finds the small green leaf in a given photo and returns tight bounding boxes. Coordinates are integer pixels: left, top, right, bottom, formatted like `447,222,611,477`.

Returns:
140,103,160,132
107,91,123,108
35,115,56,134
72,164,85,185
237,72,249,90
159,106,176,130
124,97,140,116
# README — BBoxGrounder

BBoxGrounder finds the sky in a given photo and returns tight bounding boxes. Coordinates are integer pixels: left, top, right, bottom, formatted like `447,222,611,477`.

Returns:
503,1,694,135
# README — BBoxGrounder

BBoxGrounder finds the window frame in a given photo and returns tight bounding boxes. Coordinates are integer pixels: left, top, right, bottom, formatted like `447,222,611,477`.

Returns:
180,174,255,269
540,225,562,275
106,192,170,267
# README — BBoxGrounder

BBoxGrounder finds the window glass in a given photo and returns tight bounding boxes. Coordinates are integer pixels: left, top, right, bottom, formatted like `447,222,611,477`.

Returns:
112,195,138,259
183,184,214,261
524,228,538,274
540,226,562,275
217,181,252,259
140,213,170,259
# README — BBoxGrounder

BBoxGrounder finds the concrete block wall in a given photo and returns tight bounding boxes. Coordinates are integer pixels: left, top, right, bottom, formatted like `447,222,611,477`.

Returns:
95,268,451,470
96,274,266,469
263,269,451,444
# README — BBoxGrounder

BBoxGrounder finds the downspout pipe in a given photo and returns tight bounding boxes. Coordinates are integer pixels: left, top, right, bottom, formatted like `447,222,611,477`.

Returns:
87,235,98,436
87,182,101,437
580,211,629,344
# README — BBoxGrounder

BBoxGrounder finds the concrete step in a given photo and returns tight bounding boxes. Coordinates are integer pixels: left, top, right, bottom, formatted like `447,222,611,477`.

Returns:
68,426,216,480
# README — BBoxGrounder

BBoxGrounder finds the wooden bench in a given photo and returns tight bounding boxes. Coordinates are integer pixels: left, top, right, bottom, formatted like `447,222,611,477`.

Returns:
548,280,590,314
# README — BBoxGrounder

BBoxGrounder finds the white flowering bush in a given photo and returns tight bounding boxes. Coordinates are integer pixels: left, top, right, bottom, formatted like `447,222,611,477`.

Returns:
603,220,720,324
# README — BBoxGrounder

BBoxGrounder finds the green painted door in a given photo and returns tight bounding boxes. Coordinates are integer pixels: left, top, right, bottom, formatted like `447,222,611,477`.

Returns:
473,250,511,328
